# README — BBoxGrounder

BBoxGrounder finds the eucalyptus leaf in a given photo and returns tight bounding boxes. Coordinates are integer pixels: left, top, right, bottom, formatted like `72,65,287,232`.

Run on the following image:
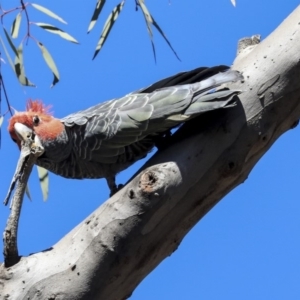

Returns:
11,13,22,39
37,41,60,87
87,0,106,33
137,0,180,61
151,16,180,61
25,185,32,201
138,0,153,37
137,0,156,61
3,28,18,57
93,1,125,59
0,36,15,71
37,166,49,201
14,43,35,86
31,3,67,24
35,23,79,44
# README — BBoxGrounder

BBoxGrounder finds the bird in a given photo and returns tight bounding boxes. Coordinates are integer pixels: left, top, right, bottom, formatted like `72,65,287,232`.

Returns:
8,65,243,196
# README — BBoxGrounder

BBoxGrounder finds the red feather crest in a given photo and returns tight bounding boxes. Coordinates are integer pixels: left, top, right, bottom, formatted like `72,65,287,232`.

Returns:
26,99,52,115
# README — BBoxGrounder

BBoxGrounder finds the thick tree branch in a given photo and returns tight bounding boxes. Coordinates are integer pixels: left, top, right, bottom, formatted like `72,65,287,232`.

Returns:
0,5,299,300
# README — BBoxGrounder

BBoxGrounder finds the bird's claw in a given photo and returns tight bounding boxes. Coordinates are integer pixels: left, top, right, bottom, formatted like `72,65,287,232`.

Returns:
109,184,124,197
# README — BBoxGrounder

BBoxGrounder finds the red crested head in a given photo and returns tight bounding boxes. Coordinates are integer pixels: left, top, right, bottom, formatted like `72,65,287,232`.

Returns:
26,99,52,115
8,99,64,148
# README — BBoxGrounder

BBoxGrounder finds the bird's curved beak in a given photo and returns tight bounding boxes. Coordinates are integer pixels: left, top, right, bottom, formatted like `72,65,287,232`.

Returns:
14,123,43,150
14,123,33,141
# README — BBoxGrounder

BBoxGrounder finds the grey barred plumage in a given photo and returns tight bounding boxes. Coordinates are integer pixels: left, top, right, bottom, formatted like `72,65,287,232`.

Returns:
9,65,243,195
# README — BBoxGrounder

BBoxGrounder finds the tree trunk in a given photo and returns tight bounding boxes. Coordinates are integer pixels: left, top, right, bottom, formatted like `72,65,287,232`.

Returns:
1,6,300,300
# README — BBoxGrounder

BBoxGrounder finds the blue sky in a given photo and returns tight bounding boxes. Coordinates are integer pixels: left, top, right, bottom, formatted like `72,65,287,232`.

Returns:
0,1,300,299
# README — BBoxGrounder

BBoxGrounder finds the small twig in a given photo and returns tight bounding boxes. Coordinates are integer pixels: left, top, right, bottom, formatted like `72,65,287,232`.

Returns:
20,0,31,44
0,1,32,44
3,138,44,267
0,6,21,24
0,74,13,116
3,145,31,206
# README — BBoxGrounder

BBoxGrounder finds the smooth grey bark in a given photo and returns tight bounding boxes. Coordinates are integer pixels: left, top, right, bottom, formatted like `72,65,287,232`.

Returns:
1,5,300,300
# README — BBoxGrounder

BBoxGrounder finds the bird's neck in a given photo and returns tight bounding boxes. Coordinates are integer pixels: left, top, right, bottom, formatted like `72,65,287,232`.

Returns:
39,128,71,163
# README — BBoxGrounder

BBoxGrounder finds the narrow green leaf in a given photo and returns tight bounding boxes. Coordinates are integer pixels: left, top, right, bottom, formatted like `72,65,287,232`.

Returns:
36,41,60,87
35,23,79,44
11,13,22,39
138,0,153,37
37,166,49,201
0,36,15,71
3,28,18,58
137,0,180,61
137,0,156,61
0,37,34,85
87,0,106,33
14,43,35,86
151,16,180,61
25,185,32,201
31,3,67,24
0,116,3,127
93,1,125,60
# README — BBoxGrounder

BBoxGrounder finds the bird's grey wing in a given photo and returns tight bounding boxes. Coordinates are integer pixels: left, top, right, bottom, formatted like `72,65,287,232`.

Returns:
61,67,242,166
61,87,194,165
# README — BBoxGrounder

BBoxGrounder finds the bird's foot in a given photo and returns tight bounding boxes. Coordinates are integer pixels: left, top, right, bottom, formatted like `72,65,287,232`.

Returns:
109,184,124,197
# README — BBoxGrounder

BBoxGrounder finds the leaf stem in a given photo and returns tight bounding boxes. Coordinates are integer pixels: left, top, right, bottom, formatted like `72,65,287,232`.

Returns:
20,0,31,44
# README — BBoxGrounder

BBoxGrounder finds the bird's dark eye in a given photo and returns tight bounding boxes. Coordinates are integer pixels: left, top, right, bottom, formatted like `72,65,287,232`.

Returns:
33,115,40,125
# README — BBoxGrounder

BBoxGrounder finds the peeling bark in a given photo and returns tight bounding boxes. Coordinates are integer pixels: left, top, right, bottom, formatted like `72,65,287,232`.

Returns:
0,6,300,300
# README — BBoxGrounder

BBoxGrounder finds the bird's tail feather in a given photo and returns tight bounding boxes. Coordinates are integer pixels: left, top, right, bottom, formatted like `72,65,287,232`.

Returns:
184,70,243,115
192,70,243,95
185,90,240,115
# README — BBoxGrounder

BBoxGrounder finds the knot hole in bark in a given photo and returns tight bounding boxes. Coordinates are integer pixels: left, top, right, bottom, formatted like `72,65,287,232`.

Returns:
139,171,158,193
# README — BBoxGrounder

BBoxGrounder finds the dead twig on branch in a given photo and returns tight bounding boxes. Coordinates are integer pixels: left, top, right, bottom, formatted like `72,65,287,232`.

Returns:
3,138,44,267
